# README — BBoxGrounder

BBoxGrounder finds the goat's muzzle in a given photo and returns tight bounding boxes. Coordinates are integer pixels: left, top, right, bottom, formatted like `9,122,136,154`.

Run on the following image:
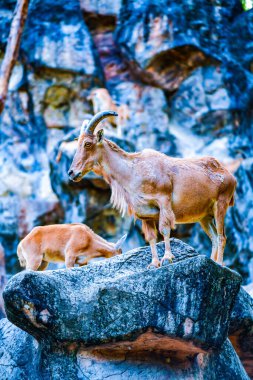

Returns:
68,170,82,182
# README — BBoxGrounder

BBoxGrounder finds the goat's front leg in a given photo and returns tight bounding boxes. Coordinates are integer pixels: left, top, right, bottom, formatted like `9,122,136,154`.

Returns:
142,220,160,268
65,251,76,269
158,198,175,265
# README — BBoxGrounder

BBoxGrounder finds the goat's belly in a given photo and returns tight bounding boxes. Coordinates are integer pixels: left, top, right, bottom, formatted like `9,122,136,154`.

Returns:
172,193,215,223
44,249,65,262
134,203,159,220
171,177,218,223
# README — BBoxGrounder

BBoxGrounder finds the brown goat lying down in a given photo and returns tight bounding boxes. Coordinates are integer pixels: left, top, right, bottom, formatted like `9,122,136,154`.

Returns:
17,224,126,271
68,111,237,268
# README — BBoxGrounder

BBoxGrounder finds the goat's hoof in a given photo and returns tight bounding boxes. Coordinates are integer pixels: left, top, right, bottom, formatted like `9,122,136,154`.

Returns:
147,259,160,269
161,254,175,266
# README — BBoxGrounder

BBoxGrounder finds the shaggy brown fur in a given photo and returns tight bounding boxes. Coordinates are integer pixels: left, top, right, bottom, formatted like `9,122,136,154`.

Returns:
69,115,237,268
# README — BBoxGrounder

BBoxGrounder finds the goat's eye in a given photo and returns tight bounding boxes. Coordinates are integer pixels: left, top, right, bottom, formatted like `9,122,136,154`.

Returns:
84,142,92,148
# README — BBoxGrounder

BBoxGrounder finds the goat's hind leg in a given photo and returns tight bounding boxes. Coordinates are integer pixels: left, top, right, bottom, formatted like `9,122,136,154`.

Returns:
214,199,228,265
142,220,160,268
158,198,176,266
199,216,218,262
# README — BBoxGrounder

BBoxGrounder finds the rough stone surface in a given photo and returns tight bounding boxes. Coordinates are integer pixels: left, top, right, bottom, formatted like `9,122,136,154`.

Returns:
0,244,6,318
229,9,253,72
0,0,253,376
3,240,241,349
115,0,242,90
75,340,248,380
0,240,251,379
0,319,39,380
0,0,253,293
229,288,253,378
0,322,249,380
23,1,101,75
169,65,239,159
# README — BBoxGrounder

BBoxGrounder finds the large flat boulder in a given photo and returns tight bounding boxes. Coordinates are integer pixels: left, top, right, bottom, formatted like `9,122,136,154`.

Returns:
1,239,250,379
0,318,248,380
0,319,39,380
3,240,241,349
229,287,253,378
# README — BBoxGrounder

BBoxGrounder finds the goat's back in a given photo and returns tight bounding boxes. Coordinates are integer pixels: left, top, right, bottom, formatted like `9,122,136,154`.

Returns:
21,224,93,252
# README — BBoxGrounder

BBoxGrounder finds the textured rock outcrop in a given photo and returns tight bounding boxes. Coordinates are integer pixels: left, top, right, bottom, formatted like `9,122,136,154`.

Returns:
115,0,242,90
229,288,253,378
1,240,251,379
0,318,249,380
0,0,253,285
3,240,240,347
0,244,6,318
0,319,39,380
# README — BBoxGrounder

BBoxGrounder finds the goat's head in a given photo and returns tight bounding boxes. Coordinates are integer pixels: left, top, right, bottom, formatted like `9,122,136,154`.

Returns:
68,111,118,182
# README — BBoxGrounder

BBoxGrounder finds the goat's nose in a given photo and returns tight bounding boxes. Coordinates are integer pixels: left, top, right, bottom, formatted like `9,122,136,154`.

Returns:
70,171,82,181
74,171,81,179
68,169,82,181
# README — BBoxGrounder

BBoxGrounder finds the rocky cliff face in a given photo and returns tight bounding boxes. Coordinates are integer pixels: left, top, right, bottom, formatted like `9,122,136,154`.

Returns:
1,240,252,379
0,0,252,286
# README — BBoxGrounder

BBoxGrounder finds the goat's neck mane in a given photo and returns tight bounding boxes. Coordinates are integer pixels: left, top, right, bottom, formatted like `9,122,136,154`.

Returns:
110,178,132,216
98,138,136,216
104,138,131,158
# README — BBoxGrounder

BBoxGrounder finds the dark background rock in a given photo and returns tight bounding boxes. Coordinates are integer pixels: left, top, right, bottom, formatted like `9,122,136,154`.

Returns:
0,0,252,295
0,319,39,380
2,240,251,380
0,0,253,377
115,0,243,90
0,244,6,318
0,319,249,380
229,288,253,378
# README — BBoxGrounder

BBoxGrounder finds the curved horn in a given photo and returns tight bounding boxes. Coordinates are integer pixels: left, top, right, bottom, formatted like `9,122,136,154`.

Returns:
84,110,118,135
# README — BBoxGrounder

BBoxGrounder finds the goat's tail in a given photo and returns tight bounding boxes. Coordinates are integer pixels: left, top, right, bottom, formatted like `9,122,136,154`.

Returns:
229,177,237,207
17,242,26,268
229,194,235,207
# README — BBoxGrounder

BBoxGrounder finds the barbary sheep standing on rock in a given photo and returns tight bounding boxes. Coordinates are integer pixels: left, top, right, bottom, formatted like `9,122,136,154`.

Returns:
17,223,127,270
68,111,237,268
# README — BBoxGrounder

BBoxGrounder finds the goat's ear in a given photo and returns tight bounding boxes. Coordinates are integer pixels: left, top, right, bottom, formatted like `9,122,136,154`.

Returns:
96,129,104,143
115,234,127,250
